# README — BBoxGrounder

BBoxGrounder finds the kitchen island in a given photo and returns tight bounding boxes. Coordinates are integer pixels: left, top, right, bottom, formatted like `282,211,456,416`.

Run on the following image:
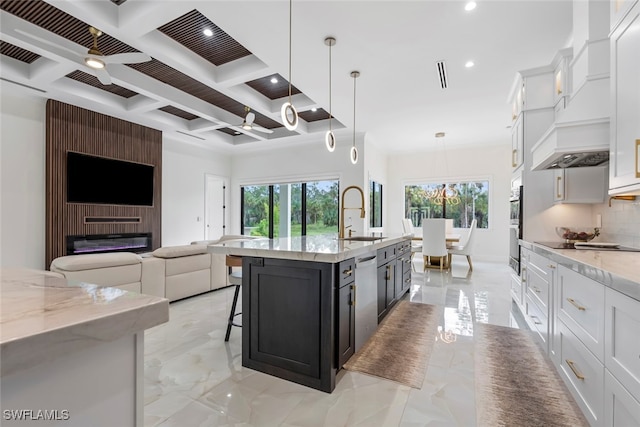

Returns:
0,268,169,427
208,234,412,392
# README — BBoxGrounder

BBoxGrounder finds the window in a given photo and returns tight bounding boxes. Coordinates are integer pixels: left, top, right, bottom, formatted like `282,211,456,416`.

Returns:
370,180,382,228
242,180,339,238
404,180,489,228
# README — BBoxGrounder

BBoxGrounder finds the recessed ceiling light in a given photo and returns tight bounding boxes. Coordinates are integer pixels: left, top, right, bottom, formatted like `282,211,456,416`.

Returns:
465,61,475,68
203,28,213,37
465,2,477,11
435,132,446,138
270,77,278,84
311,107,317,112
234,131,241,135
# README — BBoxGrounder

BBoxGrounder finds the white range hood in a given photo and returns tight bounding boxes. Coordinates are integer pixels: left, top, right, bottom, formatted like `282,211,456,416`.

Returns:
531,71,610,171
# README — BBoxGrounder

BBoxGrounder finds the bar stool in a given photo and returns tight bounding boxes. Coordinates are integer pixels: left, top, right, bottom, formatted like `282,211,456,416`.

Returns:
225,255,243,342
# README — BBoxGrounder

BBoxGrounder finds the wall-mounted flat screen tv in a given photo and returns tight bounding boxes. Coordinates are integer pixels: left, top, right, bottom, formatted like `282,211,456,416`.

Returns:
67,152,154,206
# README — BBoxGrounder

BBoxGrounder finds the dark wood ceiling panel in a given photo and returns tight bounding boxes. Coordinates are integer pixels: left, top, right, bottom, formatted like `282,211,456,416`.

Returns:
246,73,301,100
158,105,199,120
1,0,140,55
158,9,251,66
0,40,40,63
128,59,281,129
216,128,241,137
66,70,139,98
299,108,331,122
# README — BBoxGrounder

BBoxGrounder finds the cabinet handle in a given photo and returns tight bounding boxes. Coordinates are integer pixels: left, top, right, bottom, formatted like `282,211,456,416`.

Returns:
566,359,585,380
567,298,586,311
530,315,542,325
556,176,563,199
350,284,356,306
512,149,517,167
532,286,541,293
405,278,411,283
548,264,556,269
385,264,393,280
343,268,353,276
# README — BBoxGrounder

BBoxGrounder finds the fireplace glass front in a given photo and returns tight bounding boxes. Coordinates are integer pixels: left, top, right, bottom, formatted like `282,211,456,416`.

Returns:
66,233,152,255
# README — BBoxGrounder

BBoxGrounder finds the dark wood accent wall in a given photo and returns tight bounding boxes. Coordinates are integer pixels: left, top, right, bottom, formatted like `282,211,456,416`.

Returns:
45,100,162,266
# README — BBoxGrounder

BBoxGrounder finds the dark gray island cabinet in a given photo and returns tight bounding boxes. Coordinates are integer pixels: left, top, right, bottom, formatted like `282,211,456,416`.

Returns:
208,235,411,393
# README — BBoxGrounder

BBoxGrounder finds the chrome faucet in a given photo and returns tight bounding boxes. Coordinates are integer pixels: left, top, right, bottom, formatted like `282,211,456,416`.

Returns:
339,186,366,238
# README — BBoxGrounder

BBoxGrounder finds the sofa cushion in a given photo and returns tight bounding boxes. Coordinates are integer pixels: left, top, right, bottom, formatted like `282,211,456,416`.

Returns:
51,252,141,271
152,244,207,259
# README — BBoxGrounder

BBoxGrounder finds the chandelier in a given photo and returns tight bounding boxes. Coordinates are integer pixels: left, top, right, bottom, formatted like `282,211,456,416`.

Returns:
426,183,460,206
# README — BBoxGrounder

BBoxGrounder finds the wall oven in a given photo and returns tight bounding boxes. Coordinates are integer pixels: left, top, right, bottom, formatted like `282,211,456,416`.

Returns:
509,186,523,274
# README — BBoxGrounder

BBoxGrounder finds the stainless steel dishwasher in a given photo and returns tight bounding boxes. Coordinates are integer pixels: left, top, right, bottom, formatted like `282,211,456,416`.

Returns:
354,254,378,352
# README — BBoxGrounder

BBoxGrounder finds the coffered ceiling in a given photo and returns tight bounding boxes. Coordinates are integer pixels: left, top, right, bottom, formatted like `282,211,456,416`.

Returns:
0,1,573,153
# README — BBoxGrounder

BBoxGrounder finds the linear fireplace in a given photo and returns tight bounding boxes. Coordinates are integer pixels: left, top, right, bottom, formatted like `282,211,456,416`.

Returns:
66,233,152,255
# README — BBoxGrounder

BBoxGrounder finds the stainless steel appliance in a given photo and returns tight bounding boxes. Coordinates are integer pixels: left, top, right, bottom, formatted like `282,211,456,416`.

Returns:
509,186,523,274
354,254,378,352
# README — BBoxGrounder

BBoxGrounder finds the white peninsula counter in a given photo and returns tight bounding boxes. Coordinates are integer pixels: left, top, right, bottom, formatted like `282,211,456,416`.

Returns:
208,233,412,393
0,268,169,427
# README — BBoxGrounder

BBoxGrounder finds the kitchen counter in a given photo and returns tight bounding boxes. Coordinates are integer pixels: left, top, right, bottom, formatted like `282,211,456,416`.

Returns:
520,241,640,302
206,233,409,262
1,268,169,426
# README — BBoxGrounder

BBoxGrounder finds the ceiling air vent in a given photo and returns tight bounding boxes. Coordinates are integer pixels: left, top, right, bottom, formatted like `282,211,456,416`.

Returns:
436,60,448,89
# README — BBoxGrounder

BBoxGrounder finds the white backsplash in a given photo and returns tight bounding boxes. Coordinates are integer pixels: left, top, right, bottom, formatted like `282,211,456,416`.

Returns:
593,199,640,248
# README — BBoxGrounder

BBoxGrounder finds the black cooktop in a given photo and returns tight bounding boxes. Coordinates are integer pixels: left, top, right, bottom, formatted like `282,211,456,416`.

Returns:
535,241,640,252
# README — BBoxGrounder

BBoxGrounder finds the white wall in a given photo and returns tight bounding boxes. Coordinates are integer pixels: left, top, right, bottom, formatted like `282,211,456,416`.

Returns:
0,89,46,269
364,134,389,232
162,137,231,246
387,143,512,262
230,135,365,235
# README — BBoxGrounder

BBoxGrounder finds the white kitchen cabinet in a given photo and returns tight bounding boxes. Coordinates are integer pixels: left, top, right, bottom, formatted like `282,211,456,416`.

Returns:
609,1,640,194
604,370,640,427
557,319,605,426
610,0,639,32
522,250,556,357
511,113,524,171
553,167,607,203
557,265,606,362
604,287,640,401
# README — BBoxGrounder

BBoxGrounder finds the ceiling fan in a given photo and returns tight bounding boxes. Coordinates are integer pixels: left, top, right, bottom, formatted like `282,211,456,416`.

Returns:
238,107,274,134
17,26,151,85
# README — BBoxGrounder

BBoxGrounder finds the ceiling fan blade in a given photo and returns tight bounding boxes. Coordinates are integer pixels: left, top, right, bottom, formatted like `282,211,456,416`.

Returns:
102,52,151,64
94,68,112,85
253,125,274,134
246,112,256,125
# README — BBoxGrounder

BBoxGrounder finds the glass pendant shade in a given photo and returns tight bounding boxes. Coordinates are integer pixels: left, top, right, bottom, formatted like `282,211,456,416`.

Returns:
325,130,336,152
281,102,298,130
85,57,105,69
350,146,358,164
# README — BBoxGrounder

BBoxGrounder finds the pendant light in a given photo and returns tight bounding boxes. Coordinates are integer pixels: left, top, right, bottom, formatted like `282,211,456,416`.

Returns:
324,37,336,152
350,71,360,164
281,0,299,131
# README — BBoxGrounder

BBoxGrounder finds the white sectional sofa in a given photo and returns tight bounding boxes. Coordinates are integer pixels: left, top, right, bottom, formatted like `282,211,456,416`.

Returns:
50,235,259,302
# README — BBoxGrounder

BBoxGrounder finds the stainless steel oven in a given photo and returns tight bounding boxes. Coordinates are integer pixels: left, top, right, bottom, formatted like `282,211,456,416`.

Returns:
509,186,523,274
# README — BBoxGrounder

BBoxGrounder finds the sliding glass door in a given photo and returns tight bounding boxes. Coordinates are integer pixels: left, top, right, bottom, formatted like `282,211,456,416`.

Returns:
242,180,339,238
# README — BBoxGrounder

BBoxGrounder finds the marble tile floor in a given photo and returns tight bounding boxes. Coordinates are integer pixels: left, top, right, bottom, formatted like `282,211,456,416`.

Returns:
144,258,517,426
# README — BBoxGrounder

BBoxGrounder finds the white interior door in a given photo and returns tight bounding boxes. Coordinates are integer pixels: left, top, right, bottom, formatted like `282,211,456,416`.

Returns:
205,174,226,240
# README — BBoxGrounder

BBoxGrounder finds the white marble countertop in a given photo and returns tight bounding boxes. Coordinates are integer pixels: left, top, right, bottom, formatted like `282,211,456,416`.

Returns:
0,268,169,376
207,233,410,263
522,241,640,302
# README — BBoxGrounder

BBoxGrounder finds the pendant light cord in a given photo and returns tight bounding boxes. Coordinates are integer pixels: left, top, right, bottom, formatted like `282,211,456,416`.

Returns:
288,0,292,103
328,41,332,131
352,74,357,148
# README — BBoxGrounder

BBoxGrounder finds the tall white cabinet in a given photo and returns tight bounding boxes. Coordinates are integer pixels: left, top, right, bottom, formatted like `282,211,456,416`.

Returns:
609,0,640,194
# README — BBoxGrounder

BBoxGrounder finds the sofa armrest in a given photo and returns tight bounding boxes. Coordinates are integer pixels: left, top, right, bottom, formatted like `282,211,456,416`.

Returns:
141,257,165,298
152,244,207,259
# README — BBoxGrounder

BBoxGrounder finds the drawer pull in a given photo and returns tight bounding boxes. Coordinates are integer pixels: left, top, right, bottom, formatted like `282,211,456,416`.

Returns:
343,268,353,276
405,278,411,283
530,315,542,325
532,286,541,293
567,298,586,311
548,264,556,269
566,359,585,380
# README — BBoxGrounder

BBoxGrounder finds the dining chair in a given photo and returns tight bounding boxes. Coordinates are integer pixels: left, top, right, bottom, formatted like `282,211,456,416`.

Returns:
422,218,449,271
448,219,477,271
